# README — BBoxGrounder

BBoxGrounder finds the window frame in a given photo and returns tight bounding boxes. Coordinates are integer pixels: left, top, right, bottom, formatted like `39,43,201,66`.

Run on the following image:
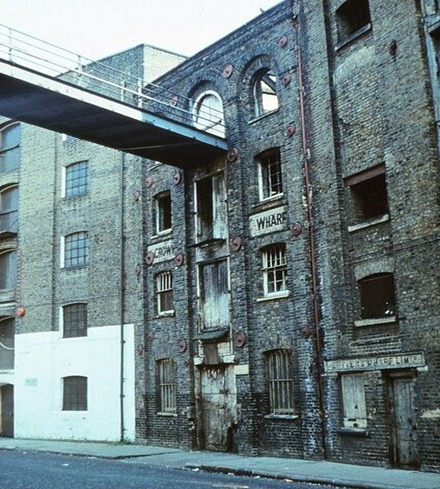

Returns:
62,376,88,411
154,191,172,235
157,358,177,415
340,373,367,429
336,0,372,44
0,123,21,174
0,185,19,234
266,349,295,416
0,249,18,290
62,231,89,269
252,69,279,118
63,161,89,198
261,244,288,298
358,272,396,321
192,90,225,137
156,271,174,316
62,303,88,338
257,149,283,202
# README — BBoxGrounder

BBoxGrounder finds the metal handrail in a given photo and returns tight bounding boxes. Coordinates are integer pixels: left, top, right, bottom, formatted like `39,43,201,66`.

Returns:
0,23,226,135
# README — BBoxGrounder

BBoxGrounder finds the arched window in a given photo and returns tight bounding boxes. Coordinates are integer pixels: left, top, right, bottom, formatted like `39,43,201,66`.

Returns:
0,124,21,173
0,250,17,290
359,273,396,319
253,70,279,117
193,91,225,137
0,186,18,234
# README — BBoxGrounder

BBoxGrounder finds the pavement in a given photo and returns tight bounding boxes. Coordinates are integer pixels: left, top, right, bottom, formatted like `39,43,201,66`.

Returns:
0,438,439,489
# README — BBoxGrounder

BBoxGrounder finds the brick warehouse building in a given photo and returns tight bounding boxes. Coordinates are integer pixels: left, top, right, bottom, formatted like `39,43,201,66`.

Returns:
0,0,439,474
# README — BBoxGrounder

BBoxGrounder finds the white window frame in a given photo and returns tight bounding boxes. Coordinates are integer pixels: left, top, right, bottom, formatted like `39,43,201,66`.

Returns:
60,302,88,339
61,231,89,269
261,244,288,298
341,374,367,429
154,191,172,235
258,149,283,202
253,70,279,118
193,90,225,137
62,161,88,198
156,271,174,315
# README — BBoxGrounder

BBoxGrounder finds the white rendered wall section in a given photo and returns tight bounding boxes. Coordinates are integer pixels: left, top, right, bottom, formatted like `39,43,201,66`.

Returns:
14,324,135,441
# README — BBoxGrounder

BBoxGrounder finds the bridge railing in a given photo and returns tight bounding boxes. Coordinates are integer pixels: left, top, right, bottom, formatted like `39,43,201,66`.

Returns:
0,24,226,138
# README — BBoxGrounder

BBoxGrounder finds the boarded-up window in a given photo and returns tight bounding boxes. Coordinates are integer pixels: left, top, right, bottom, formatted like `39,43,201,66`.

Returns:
63,376,87,411
359,273,396,319
156,271,174,314
63,303,87,338
199,259,229,330
196,172,227,243
0,124,20,173
0,250,17,290
158,358,176,414
253,70,279,117
0,318,15,370
266,350,294,415
0,186,18,234
341,374,367,428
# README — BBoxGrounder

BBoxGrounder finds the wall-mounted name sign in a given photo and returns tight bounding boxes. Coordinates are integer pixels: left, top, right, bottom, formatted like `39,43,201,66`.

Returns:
325,352,425,373
147,240,174,263
249,206,287,237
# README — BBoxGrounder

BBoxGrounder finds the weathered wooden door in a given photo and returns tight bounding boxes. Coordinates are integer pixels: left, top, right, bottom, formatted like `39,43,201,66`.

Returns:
199,366,237,452
0,384,14,437
391,377,419,468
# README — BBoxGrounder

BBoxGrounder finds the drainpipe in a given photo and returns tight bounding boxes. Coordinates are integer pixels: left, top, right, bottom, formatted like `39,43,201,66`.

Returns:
294,11,327,459
119,151,125,442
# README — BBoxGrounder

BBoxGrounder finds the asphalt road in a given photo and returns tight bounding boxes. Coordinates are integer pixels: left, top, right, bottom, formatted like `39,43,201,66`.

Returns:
0,450,341,489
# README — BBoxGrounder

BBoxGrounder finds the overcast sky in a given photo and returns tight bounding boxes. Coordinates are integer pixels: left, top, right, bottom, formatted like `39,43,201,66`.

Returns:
0,0,282,61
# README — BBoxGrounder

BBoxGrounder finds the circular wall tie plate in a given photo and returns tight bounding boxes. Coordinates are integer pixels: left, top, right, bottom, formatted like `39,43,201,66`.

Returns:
145,176,154,188
178,340,187,353
291,222,303,237
227,148,239,162
145,252,155,265
231,236,243,252
286,124,296,137
278,35,288,48
234,333,247,348
173,171,182,185
282,74,292,86
222,64,234,78
174,253,184,267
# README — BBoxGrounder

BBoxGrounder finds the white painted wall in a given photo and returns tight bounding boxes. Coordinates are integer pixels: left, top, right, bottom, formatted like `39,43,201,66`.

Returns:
14,324,135,441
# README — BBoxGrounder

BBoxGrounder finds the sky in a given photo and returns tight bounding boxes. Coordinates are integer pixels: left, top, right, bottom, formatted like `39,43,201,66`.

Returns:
0,0,282,61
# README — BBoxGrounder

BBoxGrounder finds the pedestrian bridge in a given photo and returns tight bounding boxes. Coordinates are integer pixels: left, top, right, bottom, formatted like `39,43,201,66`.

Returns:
0,24,228,168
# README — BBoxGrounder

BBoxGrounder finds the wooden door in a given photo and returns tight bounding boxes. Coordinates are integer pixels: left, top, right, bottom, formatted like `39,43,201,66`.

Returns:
391,377,419,468
0,384,14,438
199,366,237,452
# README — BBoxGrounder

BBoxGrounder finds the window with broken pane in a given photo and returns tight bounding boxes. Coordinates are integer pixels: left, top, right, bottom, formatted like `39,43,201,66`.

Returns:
253,69,279,117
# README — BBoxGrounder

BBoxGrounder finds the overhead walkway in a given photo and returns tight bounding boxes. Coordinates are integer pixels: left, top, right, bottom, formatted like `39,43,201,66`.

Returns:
0,24,228,168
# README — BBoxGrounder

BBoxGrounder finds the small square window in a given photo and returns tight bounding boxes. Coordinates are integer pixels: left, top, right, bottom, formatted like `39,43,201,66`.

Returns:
261,244,288,296
154,191,172,234
63,376,87,411
65,161,88,197
266,350,294,415
157,359,176,414
156,271,174,315
359,273,396,319
336,0,371,42
341,374,367,428
63,303,87,338
258,149,283,201
64,232,89,268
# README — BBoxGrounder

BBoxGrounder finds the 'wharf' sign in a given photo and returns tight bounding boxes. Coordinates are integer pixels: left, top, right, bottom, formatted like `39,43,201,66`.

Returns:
249,206,287,237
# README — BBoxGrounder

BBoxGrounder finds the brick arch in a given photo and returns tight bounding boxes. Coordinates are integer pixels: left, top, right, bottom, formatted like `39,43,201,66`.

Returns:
354,258,394,281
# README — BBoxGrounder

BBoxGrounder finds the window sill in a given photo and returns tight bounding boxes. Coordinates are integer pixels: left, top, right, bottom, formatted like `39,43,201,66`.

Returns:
150,229,173,240
192,237,226,248
62,334,88,340
339,427,369,437
336,23,372,52
62,192,89,200
348,214,389,233
257,291,290,302
264,414,299,421
154,312,175,319
157,412,177,417
253,194,284,210
354,316,397,328
249,109,279,124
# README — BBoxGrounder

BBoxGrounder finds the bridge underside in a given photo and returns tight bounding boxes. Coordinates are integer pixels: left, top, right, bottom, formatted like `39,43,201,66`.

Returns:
0,61,227,168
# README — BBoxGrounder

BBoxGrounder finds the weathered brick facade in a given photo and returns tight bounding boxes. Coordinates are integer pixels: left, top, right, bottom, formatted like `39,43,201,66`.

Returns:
0,0,439,473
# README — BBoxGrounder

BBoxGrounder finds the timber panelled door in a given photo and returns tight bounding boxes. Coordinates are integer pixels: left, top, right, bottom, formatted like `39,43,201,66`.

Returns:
199,365,237,452
0,384,14,437
388,373,419,469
